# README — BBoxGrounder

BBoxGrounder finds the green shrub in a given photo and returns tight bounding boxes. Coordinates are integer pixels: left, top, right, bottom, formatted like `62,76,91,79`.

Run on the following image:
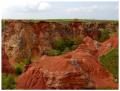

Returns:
15,58,31,75
52,39,76,51
52,39,65,51
2,74,16,89
15,64,23,75
100,48,118,79
99,29,110,42
50,38,82,56
24,58,31,65
64,39,74,49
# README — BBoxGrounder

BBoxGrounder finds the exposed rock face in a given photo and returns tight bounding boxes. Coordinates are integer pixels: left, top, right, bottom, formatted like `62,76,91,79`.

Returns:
3,21,40,62
2,48,14,73
16,36,118,89
17,66,94,89
2,20,118,63
17,56,95,89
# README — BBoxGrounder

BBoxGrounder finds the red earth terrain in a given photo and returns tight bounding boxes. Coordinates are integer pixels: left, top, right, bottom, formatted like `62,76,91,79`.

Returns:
16,36,118,89
2,20,118,89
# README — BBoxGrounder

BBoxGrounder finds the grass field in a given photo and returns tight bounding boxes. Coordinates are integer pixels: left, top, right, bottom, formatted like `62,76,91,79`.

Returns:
100,48,118,80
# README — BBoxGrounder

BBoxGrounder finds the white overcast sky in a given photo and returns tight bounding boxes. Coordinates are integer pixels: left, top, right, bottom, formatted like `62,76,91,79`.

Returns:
1,0,118,20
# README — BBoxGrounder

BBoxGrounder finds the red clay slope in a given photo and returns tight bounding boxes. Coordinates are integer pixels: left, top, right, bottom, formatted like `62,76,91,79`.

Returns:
16,36,118,89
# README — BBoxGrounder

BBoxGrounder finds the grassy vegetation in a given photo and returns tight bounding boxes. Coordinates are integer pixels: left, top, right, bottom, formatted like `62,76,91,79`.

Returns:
2,19,118,24
44,19,118,23
100,48,118,80
47,49,61,56
2,74,16,89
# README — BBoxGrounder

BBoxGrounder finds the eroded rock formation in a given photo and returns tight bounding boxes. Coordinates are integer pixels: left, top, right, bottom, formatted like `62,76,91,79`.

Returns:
16,36,118,89
2,20,118,89
2,20,118,63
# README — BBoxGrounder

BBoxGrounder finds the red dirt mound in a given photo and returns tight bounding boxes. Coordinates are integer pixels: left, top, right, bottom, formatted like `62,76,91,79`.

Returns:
17,55,95,89
16,36,118,89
